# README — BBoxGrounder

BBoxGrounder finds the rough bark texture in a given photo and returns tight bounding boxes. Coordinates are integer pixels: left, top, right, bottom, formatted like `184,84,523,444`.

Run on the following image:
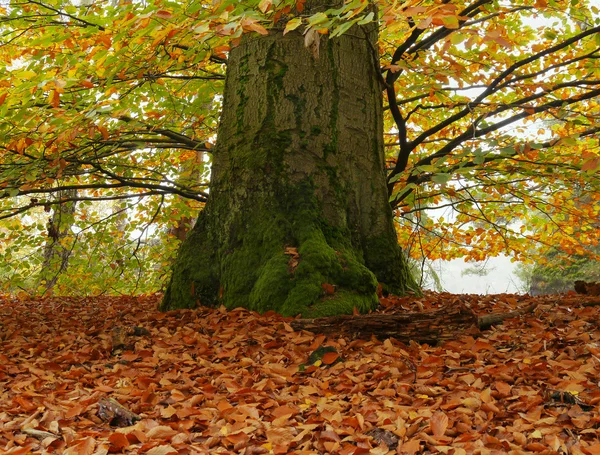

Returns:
161,13,419,317
291,305,480,344
291,302,539,343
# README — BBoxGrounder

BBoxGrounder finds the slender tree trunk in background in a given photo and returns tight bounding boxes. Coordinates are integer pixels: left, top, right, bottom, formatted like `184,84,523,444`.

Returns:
168,150,204,242
39,189,78,292
161,5,419,317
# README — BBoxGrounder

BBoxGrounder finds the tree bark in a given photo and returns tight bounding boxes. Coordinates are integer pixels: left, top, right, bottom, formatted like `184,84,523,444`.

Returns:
291,305,480,344
290,302,538,343
161,7,419,317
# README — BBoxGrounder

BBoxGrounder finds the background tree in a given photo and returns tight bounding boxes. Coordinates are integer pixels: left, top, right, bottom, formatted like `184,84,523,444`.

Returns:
0,0,598,310
39,188,78,291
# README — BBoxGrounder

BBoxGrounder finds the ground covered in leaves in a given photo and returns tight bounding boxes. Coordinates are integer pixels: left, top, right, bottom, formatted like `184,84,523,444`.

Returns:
1,292,600,454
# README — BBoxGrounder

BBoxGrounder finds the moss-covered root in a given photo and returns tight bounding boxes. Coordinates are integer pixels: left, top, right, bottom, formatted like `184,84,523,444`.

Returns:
364,234,421,297
246,222,379,318
159,214,219,311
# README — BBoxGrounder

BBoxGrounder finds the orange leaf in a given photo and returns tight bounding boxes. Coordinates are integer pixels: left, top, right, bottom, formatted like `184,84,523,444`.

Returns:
321,283,335,295
272,405,298,418
495,381,512,396
582,157,600,172
146,425,178,440
320,430,341,442
399,439,421,455
308,334,326,351
63,437,95,455
48,89,60,108
430,411,449,438
109,432,130,450
155,10,173,19
0,92,7,106
98,125,109,140
248,22,269,35
321,351,339,365
583,443,600,455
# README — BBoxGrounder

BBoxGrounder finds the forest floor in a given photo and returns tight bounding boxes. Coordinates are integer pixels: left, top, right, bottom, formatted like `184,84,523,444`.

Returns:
0,291,599,455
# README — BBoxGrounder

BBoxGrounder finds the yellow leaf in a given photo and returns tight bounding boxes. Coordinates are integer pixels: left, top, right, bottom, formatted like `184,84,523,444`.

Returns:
19,70,37,80
284,17,302,35
258,0,271,13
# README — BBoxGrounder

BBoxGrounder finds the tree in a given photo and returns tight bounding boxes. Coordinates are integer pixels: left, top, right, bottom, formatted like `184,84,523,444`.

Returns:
0,0,598,313
39,188,78,291
161,2,420,317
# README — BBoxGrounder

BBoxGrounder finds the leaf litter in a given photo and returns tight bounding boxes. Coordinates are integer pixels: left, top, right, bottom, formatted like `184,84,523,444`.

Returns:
1,291,599,454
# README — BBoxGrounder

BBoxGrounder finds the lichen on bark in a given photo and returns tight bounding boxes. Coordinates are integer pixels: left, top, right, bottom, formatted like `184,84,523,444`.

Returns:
161,11,419,316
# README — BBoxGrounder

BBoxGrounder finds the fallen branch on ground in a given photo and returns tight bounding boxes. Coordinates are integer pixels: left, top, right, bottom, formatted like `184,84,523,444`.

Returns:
291,302,539,344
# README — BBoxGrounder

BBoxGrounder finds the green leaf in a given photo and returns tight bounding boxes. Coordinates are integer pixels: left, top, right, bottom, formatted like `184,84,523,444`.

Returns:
417,164,437,173
357,12,374,25
499,146,516,156
307,12,328,27
330,19,357,37
441,15,460,29
450,33,465,45
431,173,451,185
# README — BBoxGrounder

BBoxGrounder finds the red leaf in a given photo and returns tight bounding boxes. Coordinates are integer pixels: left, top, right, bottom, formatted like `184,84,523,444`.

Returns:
109,432,130,450
155,10,173,19
321,283,335,295
321,351,339,365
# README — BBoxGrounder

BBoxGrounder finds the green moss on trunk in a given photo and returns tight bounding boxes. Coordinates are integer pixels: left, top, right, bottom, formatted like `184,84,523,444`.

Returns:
161,5,419,316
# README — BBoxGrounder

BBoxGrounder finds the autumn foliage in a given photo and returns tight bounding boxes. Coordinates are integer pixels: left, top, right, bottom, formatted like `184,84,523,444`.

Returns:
0,0,598,294
2,292,600,453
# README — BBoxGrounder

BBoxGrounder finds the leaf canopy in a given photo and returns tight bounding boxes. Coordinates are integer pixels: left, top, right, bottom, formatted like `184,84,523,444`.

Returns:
0,0,598,293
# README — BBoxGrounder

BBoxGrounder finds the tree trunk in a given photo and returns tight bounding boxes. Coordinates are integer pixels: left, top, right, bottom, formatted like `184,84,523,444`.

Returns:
161,9,419,317
167,150,204,242
39,189,78,292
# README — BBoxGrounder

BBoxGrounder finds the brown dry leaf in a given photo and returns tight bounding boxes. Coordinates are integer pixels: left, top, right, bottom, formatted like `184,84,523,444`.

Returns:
3,293,600,453
108,432,129,450
320,430,341,442
271,405,298,418
321,283,335,295
266,427,295,446
63,437,96,455
145,445,178,455
146,425,178,440
430,411,449,438
583,443,600,455
304,27,320,59
495,381,512,396
399,438,422,455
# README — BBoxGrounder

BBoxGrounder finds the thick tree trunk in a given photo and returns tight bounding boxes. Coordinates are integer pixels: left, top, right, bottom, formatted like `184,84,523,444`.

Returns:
161,11,419,317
